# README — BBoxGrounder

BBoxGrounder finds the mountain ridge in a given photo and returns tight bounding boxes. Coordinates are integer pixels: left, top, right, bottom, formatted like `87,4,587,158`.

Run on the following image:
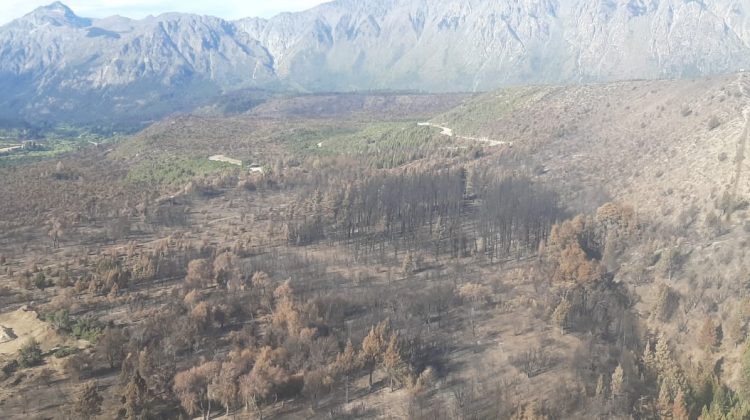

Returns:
4,0,750,127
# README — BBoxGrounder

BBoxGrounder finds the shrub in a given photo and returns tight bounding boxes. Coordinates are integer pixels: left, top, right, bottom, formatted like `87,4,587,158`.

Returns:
2,360,18,377
45,309,72,331
72,316,104,342
18,338,43,368
34,272,48,290
53,346,78,358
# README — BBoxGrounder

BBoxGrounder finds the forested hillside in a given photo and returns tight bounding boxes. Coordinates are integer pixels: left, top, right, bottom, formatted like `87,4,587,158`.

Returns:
0,76,749,419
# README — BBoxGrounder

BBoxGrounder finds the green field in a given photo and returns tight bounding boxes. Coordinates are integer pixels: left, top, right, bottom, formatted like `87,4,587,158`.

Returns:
0,125,121,166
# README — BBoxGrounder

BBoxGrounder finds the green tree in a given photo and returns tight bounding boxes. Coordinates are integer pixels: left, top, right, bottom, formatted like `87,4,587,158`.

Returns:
700,382,749,420
34,272,47,290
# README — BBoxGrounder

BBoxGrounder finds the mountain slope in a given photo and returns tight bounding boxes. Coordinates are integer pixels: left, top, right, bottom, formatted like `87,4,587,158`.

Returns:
0,2,277,127
4,0,750,126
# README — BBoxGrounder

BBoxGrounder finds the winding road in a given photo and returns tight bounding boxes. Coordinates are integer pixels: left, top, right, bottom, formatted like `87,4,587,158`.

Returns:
418,122,512,147
0,145,22,154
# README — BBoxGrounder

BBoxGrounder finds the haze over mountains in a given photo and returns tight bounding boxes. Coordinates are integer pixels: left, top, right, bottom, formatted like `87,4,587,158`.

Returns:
3,0,750,126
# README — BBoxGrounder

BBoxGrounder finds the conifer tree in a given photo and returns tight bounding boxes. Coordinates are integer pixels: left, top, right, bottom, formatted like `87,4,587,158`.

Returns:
334,339,359,404
382,334,405,391
595,374,607,400
361,321,388,388
699,317,721,351
672,390,689,420
657,383,672,419
122,370,149,419
74,381,103,420
552,298,572,334
611,364,624,400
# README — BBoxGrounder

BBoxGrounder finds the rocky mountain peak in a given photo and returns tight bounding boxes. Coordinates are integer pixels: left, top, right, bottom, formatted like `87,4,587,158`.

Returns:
3,0,750,127
21,2,91,28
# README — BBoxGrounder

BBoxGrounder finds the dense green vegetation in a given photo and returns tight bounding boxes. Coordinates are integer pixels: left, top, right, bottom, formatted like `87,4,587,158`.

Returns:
289,121,459,168
126,157,239,186
436,86,551,135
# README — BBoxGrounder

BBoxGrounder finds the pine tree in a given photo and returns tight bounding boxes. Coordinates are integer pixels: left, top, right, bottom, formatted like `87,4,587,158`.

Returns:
653,283,677,321
74,381,103,420
595,374,607,400
726,309,746,347
271,280,301,337
122,370,149,419
382,334,404,391
642,340,656,378
401,252,415,275
360,321,388,388
611,364,624,400
334,339,359,404
657,383,672,419
654,333,672,374
551,298,572,334
672,389,689,420
699,317,720,351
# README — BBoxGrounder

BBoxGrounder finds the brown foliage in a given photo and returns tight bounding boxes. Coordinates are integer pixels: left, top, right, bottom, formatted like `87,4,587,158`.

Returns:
361,320,389,388
699,317,721,351
173,361,220,418
239,346,289,417
73,381,103,420
185,259,211,290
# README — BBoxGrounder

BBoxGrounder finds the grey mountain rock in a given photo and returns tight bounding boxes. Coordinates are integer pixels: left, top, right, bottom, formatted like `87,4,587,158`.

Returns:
3,0,750,126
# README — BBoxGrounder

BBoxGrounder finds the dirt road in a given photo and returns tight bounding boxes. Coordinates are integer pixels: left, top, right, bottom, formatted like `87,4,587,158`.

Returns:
418,122,512,147
0,145,22,154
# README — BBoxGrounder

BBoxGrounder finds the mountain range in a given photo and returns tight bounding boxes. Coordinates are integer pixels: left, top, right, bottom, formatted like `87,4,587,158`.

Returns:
3,0,750,127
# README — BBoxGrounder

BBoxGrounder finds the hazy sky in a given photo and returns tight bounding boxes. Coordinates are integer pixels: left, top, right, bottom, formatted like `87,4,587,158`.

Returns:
1,0,328,25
